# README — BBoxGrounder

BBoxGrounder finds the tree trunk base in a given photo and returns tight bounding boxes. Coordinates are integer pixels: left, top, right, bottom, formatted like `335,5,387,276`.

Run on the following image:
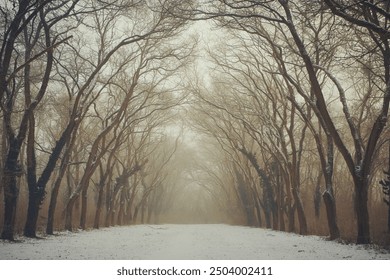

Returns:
1,229,15,241
323,189,340,240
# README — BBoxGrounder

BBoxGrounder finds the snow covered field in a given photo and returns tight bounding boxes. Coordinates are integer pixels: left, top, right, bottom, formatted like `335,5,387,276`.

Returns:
1,224,389,260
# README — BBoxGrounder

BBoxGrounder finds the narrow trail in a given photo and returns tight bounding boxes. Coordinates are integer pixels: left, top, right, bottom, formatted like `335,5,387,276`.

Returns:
1,224,389,259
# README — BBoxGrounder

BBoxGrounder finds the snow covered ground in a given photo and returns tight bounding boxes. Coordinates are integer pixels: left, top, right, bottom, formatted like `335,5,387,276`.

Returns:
1,224,389,260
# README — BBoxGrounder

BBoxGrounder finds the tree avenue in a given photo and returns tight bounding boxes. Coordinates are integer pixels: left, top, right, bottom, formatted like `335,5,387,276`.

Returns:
0,0,389,246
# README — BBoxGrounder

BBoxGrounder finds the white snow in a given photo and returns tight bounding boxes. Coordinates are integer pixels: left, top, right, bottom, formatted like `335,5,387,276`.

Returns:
0,224,389,260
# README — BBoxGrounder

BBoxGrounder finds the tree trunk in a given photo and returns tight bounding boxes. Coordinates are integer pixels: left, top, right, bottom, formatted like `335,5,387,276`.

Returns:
279,207,285,232
117,201,124,226
66,163,97,231
141,199,146,224
285,173,295,232
127,205,133,225
24,108,38,238
292,188,307,235
254,196,262,227
65,195,77,231
110,208,116,226
94,184,105,229
387,141,390,233
388,199,390,234
314,184,322,219
263,203,271,228
354,177,370,244
80,188,88,230
1,171,19,240
288,204,295,233
323,190,340,240
133,205,139,223
24,192,40,237
46,179,61,234
104,181,112,227
322,138,340,240
1,142,22,240
278,183,285,231
0,122,6,197
47,161,68,234
272,203,279,230
105,208,112,227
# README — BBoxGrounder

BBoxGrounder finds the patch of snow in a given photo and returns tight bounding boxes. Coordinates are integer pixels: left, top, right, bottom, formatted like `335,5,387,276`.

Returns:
0,224,389,260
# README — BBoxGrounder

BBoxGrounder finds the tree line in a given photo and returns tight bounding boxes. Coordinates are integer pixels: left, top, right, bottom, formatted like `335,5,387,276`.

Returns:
0,0,195,241
1,0,390,245
185,0,390,245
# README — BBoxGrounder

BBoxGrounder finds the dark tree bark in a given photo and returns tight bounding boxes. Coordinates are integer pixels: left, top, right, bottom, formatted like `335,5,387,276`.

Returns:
323,190,339,240
24,112,39,238
1,148,21,240
79,187,89,229
322,137,340,240
46,158,68,235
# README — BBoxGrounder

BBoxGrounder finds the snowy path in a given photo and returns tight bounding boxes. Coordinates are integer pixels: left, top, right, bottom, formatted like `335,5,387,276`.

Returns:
1,224,389,260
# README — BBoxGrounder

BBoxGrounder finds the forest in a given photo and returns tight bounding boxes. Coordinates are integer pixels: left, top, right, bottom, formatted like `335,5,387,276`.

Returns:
0,0,389,246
